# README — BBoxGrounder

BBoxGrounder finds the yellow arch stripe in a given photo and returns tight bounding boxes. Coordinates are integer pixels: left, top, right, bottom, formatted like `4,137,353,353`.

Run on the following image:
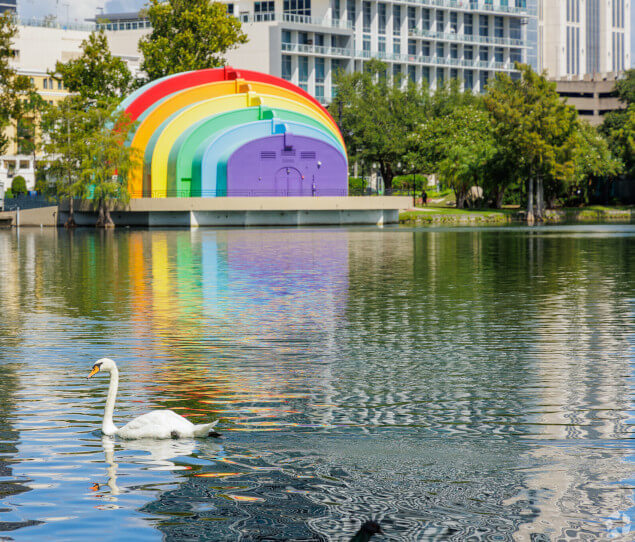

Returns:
128,79,342,195
150,93,340,197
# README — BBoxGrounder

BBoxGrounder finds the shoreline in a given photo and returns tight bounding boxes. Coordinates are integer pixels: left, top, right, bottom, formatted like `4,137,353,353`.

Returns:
399,206,635,225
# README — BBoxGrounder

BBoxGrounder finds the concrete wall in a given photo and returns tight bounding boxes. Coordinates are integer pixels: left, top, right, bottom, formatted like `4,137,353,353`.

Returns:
57,196,410,227
0,206,57,227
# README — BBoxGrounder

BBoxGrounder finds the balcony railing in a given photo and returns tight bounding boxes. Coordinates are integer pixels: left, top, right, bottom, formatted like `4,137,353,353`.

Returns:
397,1,532,16
239,12,353,30
408,28,526,48
282,42,351,57
282,42,516,71
18,16,95,32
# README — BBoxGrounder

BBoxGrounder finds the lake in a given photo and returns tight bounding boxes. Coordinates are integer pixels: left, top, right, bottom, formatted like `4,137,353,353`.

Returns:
0,225,633,541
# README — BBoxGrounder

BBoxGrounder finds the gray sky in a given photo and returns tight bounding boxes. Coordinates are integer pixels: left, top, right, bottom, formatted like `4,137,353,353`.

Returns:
16,0,635,67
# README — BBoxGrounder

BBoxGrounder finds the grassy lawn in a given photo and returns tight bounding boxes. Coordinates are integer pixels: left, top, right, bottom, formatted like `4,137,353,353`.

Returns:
400,205,634,224
400,206,516,223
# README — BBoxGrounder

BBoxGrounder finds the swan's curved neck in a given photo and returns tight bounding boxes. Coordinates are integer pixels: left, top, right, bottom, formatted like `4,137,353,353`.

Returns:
102,368,119,436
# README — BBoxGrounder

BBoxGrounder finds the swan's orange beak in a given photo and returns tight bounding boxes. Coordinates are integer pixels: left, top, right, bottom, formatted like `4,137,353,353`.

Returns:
88,366,100,378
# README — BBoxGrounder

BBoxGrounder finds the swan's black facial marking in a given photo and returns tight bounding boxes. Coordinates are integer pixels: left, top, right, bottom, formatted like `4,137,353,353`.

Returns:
171,430,180,439
94,362,103,369
208,430,222,438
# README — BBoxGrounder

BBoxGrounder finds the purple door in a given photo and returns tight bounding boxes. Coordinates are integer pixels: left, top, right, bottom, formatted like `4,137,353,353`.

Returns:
275,167,305,195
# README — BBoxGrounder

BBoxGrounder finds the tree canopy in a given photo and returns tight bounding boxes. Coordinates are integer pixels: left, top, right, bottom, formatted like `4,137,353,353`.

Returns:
54,30,134,100
139,0,248,82
329,59,428,191
0,13,44,155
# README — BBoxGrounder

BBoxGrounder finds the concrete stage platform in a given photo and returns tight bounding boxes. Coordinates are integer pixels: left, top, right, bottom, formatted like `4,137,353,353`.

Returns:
58,197,410,227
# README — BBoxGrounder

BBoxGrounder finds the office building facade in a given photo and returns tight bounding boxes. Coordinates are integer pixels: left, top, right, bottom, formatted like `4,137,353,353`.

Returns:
98,1,535,103
539,0,630,78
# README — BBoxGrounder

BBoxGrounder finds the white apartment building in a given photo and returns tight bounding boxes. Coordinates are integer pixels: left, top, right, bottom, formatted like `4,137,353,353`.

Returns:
539,0,631,78
98,1,536,103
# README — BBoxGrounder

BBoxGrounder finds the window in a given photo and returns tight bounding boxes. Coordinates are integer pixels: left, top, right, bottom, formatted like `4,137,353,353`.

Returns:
436,42,444,59
57,80,62,89
450,12,458,33
393,38,401,54
282,55,292,80
408,65,416,83
479,47,489,62
298,31,308,44
436,10,444,33
363,35,370,51
255,1,274,21
378,36,386,53
510,48,522,63
315,33,324,46
393,4,400,35
464,69,473,90
378,3,387,34
315,57,325,99
408,39,416,55
298,56,308,89
479,71,489,92
225,3,234,15
479,15,489,37
422,9,430,31
408,7,416,31
421,41,430,56
43,79,47,89
422,67,430,84
494,16,504,38
347,0,355,25
464,45,473,60
284,0,311,16
494,47,504,62
315,57,325,82
437,68,445,86
451,44,458,59
363,1,371,32
332,0,340,20
282,30,292,43
450,68,458,80
464,14,473,35
393,64,401,81
510,19,521,40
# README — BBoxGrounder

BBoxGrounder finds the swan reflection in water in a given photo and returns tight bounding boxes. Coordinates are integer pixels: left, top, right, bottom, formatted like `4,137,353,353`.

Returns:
94,436,222,499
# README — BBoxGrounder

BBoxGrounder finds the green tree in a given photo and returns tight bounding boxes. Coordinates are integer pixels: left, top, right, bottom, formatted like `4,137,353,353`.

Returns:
329,59,428,192
485,64,578,222
41,97,140,227
40,96,90,226
139,0,247,82
53,30,134,100
0,13,44,157
600,71,635,180
410,103,496,208
11,175,26,195
80,100,140,228
0,11,15,154
564,121,622,206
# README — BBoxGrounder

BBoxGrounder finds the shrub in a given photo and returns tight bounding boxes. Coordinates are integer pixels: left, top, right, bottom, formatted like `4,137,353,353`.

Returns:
11,175,27,195
4,188,13,199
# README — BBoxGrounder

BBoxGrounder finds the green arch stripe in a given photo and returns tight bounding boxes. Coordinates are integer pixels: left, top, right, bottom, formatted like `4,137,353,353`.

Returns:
168,105,345,197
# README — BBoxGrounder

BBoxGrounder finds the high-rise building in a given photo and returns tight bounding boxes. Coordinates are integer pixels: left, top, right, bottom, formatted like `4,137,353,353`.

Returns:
0,0,17,14
97,1,536,102
538,0,630,78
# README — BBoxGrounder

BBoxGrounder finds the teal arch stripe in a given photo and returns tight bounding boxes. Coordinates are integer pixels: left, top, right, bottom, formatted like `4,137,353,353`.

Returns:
168,106,346,197
191,119,342,196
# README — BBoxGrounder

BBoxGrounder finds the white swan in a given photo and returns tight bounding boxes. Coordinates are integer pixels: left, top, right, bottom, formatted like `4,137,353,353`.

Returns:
88,358,220,439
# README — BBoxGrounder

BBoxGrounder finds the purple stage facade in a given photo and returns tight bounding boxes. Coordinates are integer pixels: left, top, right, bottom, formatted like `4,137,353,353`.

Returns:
225,133,348,197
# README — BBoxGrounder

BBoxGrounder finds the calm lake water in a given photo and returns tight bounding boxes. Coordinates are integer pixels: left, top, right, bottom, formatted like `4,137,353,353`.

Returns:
0,225,633,541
